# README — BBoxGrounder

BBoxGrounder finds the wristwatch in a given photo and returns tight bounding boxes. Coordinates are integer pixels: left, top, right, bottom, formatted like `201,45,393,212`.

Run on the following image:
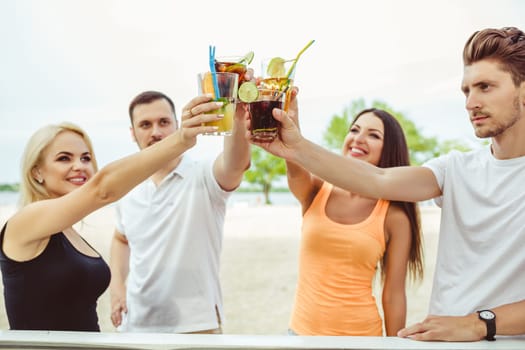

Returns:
477,310,496,341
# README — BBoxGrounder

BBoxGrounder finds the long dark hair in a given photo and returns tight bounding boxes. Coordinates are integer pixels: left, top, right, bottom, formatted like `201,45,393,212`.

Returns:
351,108,424,282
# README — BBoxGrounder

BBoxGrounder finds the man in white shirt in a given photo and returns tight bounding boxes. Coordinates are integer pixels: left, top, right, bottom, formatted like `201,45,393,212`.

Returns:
253,27,525,341
109,90,250,333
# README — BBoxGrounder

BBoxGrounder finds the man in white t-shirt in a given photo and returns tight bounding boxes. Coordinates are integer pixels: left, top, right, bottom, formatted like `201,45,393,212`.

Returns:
251,27,525,341
109,90,250,333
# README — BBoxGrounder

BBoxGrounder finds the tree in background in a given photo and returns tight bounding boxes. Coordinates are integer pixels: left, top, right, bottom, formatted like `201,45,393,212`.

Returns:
323,98,472,165
243,146,287,204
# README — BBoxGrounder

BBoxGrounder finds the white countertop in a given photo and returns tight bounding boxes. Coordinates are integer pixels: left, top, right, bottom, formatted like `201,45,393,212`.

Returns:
1,331,525,349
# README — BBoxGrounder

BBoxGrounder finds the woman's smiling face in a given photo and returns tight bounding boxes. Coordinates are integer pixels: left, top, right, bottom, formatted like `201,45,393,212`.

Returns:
33,130,95,198
342,112,385,166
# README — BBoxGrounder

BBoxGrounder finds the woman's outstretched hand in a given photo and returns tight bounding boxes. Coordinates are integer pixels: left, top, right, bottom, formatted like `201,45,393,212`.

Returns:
178,94,223,148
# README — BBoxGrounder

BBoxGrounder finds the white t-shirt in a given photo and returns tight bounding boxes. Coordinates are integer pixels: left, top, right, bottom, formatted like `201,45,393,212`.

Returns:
424,147,525,315
115,156,230,333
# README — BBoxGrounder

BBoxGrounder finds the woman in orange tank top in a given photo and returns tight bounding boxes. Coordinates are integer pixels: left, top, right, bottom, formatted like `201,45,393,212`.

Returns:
286,102,424,336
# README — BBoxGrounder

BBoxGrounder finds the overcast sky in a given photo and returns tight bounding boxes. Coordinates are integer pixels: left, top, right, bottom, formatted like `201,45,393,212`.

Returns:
1,0,524,183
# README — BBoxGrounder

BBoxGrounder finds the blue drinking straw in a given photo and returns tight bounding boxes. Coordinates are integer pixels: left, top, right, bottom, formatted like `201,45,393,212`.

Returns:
208,45,221,99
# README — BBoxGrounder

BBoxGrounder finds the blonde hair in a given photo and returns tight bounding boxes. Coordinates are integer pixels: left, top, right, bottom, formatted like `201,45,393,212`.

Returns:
19,122,98,207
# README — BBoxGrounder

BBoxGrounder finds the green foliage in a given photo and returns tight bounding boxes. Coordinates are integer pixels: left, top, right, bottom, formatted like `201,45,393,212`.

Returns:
243,146,287,204
323,99,472,165
0,183,19,192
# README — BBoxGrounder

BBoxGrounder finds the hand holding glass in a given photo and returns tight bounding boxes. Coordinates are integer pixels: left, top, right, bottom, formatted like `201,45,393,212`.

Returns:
197,72,238,136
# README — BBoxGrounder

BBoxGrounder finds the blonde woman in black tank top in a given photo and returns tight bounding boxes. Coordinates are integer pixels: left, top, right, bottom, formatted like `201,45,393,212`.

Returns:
0,95,224,331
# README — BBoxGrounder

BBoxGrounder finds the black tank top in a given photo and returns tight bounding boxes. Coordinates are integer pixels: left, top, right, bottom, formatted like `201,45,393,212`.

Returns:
0,223,110,331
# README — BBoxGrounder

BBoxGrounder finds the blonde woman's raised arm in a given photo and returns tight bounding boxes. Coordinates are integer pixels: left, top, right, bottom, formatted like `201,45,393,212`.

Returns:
5,95,220,256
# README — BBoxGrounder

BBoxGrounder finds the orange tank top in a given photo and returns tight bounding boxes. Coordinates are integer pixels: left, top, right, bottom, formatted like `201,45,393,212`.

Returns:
289,182,389,335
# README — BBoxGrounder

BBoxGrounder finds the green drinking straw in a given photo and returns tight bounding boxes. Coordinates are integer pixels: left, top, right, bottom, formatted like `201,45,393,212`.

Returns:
286,39,315,79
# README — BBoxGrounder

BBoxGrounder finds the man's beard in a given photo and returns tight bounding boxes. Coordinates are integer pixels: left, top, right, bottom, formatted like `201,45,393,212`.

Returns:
474,96,521,138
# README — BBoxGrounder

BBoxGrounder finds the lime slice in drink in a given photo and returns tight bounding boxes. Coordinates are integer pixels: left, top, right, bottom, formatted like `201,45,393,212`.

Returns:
267,57,286,77
238,82,258,103
240,51,255,65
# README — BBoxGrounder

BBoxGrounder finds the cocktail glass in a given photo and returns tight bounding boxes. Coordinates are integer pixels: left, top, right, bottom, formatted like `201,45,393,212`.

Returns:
215,56,248,85
197,71,238,136
249,88,285,143
249,41,314,140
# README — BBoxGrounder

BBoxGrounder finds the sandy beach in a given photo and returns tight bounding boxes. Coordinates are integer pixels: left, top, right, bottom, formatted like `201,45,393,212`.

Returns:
0,202,440,334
